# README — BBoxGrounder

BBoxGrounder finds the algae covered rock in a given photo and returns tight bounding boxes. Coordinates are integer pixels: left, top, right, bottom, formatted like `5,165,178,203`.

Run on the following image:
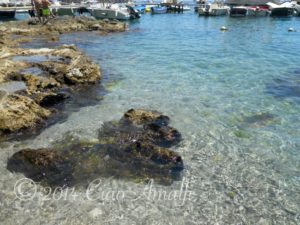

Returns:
122,108,170,125
8,110,184,187
99,110,181,148
7,148,74,187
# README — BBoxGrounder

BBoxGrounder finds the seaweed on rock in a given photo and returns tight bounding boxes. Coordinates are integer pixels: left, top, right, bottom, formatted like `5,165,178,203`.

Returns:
7,109,184,187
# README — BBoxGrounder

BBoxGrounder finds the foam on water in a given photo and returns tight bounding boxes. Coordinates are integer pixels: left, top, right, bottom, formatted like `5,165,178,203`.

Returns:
0,14,300,224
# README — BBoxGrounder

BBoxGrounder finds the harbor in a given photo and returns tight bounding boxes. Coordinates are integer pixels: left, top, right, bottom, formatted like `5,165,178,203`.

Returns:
0,0,300,225
0,0,300,20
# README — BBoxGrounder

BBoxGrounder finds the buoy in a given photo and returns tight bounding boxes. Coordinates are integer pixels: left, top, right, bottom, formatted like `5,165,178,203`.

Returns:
220,26,228,31
288,27,296,32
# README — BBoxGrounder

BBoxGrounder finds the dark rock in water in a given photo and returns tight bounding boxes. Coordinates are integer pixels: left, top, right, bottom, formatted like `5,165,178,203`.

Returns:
99,118,181,148
267,78,300,98
36,92,69,107
242,112,279,127
266,73,300,103
7,110,184,187
7,148,75,187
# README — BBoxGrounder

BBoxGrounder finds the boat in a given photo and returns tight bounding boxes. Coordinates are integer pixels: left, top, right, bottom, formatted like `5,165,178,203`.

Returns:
183,5,191,11
247,6,269,16
0,8,16,19
145,4,157,12
230,6,248,17
52,4,79,16
134,5,146,14
151,6,167,14
199,3,230,16
87,3,139,20
267,2,295,16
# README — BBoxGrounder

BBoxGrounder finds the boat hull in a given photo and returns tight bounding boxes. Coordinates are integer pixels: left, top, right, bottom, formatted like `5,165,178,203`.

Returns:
151,6,167,14
52,7,77,16
270,7,294,16
230,7,247,17
0,10,16,19
199,8,228,16
88,8,130,20
247,8,269,16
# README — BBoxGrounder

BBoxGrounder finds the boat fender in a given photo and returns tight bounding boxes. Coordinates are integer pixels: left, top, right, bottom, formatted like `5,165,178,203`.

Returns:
220,26,228,31
288,28,296,32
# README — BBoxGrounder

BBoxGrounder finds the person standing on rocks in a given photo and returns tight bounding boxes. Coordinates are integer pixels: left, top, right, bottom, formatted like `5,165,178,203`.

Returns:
41,0,51,24
31,0,51,24
31,0,42,23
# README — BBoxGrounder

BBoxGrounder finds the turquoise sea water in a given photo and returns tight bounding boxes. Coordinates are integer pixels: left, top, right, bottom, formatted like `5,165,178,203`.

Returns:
1,13,300,224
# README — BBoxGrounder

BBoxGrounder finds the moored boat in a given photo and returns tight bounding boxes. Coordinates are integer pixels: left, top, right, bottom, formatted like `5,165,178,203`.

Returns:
199,2,229,16
247,6,269,16
151,6,167,14
0,8,15,19
267,2,295,16
134,5,146,14
230,6,248,17
52,5,79,16
87,3,139,20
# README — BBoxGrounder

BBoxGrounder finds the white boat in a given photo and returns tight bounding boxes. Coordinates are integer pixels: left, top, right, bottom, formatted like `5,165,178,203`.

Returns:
267,2,295,16
51,3,79,16
87,3,139,20
199,2,230,16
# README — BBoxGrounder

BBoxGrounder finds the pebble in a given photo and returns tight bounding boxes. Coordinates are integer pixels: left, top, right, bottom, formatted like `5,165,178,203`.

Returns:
89,208,103,218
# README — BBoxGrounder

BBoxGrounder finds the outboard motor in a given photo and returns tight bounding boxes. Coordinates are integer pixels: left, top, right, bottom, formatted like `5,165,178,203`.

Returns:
126,5,141,19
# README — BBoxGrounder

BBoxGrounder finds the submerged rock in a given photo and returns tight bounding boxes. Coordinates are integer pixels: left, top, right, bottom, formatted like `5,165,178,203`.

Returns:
8,110,184,187
122,108,170,125
99,109,181,148
241,112,280,127
34,92,69,107
7,148,74,187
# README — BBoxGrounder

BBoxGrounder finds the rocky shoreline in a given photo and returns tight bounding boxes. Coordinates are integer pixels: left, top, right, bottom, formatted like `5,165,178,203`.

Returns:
0,16,126,139
1,16,184,186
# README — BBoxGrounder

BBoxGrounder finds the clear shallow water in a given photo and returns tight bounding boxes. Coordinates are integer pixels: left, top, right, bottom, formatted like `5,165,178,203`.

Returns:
1,13,300,224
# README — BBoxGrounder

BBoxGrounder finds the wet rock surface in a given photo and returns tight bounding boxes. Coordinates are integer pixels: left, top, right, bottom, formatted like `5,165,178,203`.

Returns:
0,16,126,47
8,110,184,187
0,16,127,140
0,45,102,140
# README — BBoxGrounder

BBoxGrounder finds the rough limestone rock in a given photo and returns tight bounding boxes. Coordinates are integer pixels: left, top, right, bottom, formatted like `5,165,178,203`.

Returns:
0,94,50,132
8,110,184,187
23,74,61,94
0,16,126,40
